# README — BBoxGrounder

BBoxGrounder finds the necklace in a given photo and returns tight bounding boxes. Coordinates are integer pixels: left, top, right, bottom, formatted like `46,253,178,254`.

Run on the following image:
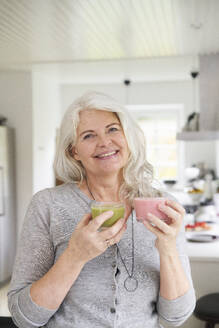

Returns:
85,177,138,292
116,212,138,292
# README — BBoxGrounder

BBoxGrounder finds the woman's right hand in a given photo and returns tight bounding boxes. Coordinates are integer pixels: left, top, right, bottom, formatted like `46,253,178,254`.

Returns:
66,211,127,264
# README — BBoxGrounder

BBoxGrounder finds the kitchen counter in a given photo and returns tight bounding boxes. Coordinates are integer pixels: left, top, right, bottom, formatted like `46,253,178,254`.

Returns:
186,223,219,261
0,281,10,317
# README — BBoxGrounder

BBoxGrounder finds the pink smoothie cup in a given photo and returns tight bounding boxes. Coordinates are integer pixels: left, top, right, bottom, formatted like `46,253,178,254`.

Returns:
133,197,171,224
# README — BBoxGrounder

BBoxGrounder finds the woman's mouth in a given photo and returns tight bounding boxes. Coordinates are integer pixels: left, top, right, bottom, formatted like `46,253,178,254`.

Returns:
95,150,119,160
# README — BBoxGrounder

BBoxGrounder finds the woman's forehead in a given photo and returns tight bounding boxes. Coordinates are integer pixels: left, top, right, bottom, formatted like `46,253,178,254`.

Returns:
78,109,119,127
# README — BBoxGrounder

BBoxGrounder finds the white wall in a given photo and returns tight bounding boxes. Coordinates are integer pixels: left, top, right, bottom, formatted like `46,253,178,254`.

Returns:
59,56,196,118
48,55,197,84
32,70,61,194
0,69,61,241
184,140,216,171
61,80,193,112
0,71,33,236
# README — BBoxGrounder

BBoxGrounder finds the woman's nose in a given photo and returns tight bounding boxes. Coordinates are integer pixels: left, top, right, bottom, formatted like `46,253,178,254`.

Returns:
97,134,112,147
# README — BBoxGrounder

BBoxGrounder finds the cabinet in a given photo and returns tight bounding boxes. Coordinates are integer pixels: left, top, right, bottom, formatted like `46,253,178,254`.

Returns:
176,131,219,141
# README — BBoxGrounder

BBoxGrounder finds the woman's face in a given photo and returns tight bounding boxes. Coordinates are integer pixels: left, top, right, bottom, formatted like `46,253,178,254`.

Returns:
73,110,130,177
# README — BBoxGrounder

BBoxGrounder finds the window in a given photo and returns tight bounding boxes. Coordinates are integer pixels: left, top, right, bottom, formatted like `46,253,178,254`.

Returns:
127,104,183,182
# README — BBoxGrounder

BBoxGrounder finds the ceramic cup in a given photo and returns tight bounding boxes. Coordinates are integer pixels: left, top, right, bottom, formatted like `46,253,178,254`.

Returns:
91,201,125,227
133,197,171,224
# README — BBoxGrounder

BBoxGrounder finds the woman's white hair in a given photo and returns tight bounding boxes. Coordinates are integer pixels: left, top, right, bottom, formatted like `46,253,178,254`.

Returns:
54,91,161,202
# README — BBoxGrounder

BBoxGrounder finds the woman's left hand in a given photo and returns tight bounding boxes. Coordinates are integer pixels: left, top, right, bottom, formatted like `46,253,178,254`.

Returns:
142,199,185,255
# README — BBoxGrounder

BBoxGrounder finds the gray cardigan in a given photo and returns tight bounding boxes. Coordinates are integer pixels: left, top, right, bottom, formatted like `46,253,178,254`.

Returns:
8,183,196,328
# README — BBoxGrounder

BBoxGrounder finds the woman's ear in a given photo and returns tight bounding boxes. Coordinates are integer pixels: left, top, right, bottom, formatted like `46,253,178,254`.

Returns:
70,145,80,161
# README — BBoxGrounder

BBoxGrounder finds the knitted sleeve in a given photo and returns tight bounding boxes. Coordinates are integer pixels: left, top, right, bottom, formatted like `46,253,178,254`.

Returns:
7,189,58,328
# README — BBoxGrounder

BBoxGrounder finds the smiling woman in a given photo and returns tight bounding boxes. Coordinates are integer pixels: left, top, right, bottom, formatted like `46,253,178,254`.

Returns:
72,110,130,187
8,91,196,328
54,92,159,202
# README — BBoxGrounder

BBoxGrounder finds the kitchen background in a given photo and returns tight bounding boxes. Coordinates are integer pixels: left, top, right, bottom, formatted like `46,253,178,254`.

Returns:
0,0,219,327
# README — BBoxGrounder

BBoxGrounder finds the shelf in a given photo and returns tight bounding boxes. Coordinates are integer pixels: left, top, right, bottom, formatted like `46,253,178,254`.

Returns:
176,131,219,141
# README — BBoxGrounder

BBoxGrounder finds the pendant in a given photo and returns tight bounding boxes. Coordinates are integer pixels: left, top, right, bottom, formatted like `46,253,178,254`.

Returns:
124,276,138,292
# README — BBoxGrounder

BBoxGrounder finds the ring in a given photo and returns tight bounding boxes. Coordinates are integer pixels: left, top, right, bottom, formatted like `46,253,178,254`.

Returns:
106,239,111,248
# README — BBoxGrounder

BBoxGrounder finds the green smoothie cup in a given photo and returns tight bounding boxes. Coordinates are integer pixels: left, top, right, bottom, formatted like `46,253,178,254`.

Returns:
91,201,125,227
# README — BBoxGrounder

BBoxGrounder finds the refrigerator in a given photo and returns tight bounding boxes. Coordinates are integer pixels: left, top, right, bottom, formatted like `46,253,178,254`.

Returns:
0,126,16,283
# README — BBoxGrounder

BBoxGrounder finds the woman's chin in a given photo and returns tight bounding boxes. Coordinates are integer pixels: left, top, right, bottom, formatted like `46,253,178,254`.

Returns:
92,164,124,175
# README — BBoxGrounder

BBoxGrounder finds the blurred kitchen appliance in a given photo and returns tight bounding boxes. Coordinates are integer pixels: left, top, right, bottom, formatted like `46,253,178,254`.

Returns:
213,193,219,215
185,167,200,181
194,203,217,223
0,126,16,283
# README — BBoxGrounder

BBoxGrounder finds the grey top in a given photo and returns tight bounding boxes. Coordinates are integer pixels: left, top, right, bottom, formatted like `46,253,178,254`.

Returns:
8,183,196,328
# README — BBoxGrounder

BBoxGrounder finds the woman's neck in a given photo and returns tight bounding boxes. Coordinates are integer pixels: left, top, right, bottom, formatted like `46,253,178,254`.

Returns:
83,173,123,202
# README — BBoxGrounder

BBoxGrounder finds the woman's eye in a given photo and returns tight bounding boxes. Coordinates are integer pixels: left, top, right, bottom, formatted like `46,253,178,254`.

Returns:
108,127,119,133
83,134,94,140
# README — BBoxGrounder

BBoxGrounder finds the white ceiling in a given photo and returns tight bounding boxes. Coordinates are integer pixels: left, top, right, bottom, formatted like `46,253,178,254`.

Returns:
0,0,219,69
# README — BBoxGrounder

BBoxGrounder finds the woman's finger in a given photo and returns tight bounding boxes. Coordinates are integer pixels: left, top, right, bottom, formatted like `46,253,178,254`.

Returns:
158,203,182,225
88,210,114,232
112,223,127,244
165,199,186,216
146,213,171,234
99,218,126,240
142,218,163,238
103,222,127,247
